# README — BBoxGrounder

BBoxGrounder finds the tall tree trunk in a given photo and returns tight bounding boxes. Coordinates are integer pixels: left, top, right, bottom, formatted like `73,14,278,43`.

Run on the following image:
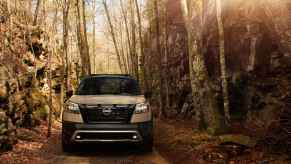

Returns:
216,0,230,125
182,0,224,134
33,0,41,25
60,0,70,119
134,0,148,91
63,0,70,88
102,0,123,73
41,0,47,24
118,21,129,74
154,0,166,118
163,5,170,109
47,39,54,138
247,24,257,72
26,0,33,17
120,0,133,75
76,0,91,76
130,0,138,80
92,0,96,73
263,0,291,53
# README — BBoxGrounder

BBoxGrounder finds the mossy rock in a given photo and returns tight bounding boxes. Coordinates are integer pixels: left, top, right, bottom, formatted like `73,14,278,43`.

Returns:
0,111,6,122
34,105,49,121
0,85,7,100
30,89,46,106
0,112,16,152
219,134,256,147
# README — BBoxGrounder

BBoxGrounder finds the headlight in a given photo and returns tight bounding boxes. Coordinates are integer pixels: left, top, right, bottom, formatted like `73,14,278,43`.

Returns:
134,103,149,114
66,101,80,113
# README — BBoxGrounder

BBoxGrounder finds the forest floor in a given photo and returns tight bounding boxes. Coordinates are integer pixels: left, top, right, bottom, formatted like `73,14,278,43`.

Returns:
0,120,290,164
155,119,291,164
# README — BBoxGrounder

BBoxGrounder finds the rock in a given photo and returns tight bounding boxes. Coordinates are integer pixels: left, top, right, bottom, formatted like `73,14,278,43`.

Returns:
219,134,256,148
246,102,282,131
0,110,16,151
34,105,49,121
0,81,7,100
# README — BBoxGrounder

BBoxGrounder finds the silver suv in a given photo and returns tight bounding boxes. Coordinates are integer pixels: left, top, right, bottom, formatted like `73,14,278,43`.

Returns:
62,75,153,152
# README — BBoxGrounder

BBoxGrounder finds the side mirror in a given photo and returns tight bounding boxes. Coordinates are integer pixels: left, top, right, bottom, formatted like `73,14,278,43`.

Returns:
144,91,152,99
66,90,74,98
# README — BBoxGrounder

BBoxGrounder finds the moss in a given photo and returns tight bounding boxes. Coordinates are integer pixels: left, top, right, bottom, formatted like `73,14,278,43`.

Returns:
34,105,49,121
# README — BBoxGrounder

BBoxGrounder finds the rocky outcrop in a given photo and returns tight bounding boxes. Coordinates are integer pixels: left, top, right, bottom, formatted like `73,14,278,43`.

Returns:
0,0,63,151
0,110,16,151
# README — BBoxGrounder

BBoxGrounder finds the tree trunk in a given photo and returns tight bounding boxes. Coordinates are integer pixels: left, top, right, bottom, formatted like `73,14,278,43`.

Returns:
92,0,96,73
118,21,129,74
120,0,133,75
247,26,257,72
182,0,225,134
216,0,230,125
26,0,33,17
60,0,70,119
130,0,139,80
164,6,170,109
47,39,53,138
154,0,167,118
76,0,91,76
263,0,291,53
33,0,41,25
134,0,148,91
102,0,123,73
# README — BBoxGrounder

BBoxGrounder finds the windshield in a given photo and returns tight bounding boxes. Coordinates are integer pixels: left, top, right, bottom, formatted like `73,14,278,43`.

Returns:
77,77,141,95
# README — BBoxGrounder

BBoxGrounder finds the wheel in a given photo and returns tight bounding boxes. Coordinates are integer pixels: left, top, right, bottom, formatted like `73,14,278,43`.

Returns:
140,137,153,152
62,127,74,153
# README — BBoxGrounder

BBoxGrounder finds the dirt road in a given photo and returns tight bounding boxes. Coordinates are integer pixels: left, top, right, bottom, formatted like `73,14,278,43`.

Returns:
50,149,169,164
1,122,169,164
46,123,169,164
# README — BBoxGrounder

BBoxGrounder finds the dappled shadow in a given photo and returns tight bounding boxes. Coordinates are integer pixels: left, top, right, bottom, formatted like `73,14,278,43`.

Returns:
39,122,155,164
66,143,148,157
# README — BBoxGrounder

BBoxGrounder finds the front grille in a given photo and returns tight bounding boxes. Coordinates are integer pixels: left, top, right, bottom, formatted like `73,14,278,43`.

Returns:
79,104,135,123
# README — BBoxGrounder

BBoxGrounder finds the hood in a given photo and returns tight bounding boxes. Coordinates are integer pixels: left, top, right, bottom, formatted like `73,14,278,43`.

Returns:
69,95,146,105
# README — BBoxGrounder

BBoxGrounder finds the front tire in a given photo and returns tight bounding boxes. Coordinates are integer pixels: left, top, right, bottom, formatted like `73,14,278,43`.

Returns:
140,137,153,152
62,126,74,153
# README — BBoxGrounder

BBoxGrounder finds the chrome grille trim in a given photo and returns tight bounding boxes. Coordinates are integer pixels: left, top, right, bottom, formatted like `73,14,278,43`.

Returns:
71,130,143,142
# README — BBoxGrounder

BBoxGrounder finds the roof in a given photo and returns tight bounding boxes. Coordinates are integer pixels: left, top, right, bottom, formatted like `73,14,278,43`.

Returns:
80,74,135,80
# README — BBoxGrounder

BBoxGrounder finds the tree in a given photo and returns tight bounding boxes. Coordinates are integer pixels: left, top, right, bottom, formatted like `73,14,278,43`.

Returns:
135,0,148,91
263,0,291,53
76,0,91,75
47,38,53,137
33,0,41,25
120,0,133,75
154,0,167,118
129,0,139,80
59,0,71,119
92,0,96,73
182,0,225,134
216,0,230,125
117,19,129,74
102,0,124,73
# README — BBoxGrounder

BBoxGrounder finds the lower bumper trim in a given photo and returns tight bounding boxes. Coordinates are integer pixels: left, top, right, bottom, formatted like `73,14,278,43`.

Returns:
71,130,143,142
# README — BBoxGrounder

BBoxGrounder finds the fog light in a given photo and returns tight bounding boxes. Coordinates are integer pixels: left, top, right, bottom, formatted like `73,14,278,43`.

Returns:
76,135,81,139
133,135,137,139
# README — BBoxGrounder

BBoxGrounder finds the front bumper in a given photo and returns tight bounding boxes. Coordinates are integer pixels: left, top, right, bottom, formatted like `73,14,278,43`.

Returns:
62,121,153,143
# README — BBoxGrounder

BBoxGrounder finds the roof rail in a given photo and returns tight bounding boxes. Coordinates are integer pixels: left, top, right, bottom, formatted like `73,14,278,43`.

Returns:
80,74,133,80
89,74,131,77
